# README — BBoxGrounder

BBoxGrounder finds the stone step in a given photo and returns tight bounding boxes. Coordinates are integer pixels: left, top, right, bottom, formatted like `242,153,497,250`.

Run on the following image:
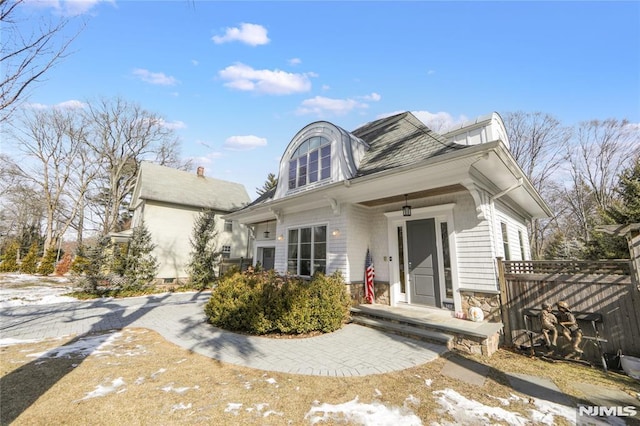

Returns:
350,315,454,349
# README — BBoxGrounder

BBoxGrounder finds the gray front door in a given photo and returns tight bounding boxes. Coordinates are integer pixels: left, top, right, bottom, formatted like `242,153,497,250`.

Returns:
407,218,440,307
262,247,275,270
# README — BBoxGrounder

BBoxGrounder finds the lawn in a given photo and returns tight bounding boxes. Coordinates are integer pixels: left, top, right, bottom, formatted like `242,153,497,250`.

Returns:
2,327,639,425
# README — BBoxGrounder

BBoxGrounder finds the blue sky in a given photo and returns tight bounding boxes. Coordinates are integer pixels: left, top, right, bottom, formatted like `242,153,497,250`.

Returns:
11,0,640,198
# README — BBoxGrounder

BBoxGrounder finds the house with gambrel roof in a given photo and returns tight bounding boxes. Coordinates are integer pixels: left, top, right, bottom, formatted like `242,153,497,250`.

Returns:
128,162,251,282
225,111,551,319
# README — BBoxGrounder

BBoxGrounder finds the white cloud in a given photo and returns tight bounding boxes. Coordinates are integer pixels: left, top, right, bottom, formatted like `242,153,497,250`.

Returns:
412,110,468,133
297,96,369,116
27,0,116,17
191,152,224,165
191,60,199,66
218,63,313,95
132,68,179,86
427,70,436,75
322,85,331,91
212,23,270,46
24,100,86,110
224,135,267,151
157,119,186,130
55,99,87,109
359,92,381,102
288,58,302,66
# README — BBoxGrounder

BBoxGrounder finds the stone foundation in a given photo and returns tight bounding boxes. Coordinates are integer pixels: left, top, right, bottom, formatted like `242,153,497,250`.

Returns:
347,282,390,305
452,331,500,356
460,290,502,323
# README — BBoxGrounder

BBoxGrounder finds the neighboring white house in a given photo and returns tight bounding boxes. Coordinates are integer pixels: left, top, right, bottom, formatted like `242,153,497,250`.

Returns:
127,162,251,282
225,111,551,318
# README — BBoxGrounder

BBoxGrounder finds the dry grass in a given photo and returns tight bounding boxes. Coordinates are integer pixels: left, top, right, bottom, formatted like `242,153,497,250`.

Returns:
1,328,639,425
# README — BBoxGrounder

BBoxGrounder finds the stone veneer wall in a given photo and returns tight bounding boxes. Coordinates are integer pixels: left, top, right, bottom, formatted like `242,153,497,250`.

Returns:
452,332,500,356
460,290,502,323
347,282,390,305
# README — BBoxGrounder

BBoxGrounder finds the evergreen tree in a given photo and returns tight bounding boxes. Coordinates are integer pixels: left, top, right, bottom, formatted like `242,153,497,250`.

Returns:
122,221,158,290
79,236,111,293
20,242,40,274
585,158,640,259
37,246,58,275
256,173,278,196
187,209,220,289
0,240,20,272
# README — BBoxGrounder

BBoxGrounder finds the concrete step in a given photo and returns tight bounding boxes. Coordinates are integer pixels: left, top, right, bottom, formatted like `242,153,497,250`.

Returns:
350,315,454,349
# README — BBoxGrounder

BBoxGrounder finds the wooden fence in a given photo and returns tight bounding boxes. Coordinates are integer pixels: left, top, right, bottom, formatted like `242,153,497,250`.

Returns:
497,258,640,362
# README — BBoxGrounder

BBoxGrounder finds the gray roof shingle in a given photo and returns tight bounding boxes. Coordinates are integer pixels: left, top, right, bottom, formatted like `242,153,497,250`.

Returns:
135,162,250,211
352,112,467,176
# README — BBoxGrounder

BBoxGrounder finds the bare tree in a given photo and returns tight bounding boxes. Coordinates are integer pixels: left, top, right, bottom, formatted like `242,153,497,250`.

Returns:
84,97,185,235
9,106,93,251
571,119,639,211
503,111,571,259
0,0,83,122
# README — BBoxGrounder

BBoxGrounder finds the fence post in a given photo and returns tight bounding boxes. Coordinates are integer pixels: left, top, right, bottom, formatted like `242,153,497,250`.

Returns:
496,257,512,346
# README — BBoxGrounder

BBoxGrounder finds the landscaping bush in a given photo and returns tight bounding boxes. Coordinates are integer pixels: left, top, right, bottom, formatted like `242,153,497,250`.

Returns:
204,269,350,335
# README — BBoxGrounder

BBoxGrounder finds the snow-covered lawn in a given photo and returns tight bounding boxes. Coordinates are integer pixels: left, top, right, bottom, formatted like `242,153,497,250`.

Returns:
0,273,78,307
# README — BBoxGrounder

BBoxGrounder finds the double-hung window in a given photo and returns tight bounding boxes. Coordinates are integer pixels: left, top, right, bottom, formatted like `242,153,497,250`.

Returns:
287,225,327,276
288,137,331,190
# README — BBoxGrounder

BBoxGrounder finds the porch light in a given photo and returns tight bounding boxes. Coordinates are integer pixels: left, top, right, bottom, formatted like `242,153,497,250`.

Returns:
277,234,284,241
263,221,270,238
332,229,340,237
402,194,412,217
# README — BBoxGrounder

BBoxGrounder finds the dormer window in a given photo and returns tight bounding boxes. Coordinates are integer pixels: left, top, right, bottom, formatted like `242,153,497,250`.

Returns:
288,136,331,190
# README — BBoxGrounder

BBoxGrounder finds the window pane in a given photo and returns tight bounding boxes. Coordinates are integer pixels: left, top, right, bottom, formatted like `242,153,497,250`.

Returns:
301,242,311,258
320,146,331,180
288,229,298,243
314,225,326,242
300,227,311,243
314,242,326,260
287,260,297,274
308,150,319,183
314,261,326,275
297,154,307,186
440,222,453,299
310,136,322,150
288,160,297,189
300,260,311,276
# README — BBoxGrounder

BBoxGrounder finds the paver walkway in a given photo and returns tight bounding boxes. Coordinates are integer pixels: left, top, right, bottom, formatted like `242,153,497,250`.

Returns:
0,291,447,377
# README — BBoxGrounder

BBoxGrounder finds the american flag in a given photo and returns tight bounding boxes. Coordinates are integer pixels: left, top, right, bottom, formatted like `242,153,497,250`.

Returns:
365,249,375,304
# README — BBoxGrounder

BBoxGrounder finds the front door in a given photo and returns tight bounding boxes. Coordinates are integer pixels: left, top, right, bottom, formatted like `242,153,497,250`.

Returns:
262,247,275,270
407,218,440,307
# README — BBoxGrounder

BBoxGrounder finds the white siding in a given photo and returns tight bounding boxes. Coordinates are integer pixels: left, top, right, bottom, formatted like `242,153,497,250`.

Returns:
494,201,530,261
143,201,249,279
345,204,389,284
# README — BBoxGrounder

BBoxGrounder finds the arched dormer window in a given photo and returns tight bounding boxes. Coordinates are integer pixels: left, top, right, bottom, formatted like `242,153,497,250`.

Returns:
287,136,331,190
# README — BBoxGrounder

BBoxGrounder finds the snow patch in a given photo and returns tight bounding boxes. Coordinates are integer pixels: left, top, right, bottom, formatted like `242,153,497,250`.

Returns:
225,402,243,415
79,377,125,401
27,331,122,359
305,396,422,426
171,402,192,412
433,389,529,426
0,337,41,347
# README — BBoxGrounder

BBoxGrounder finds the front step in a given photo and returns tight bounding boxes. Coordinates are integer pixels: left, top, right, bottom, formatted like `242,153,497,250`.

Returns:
350,315,454,348
350,305,503,357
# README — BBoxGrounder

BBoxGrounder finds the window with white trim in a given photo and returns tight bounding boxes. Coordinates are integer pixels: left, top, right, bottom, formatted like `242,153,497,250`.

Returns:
287,225,327,276
221,245,231,258
501,222,511,260
288,136,331,190
518,229,526,260
224,220,233,232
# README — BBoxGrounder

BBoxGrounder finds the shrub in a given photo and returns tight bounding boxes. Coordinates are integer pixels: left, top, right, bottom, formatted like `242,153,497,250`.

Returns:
0,240,20,272
20,243,40,274
204,269,350,335
38,246,58,275
55,252,73,276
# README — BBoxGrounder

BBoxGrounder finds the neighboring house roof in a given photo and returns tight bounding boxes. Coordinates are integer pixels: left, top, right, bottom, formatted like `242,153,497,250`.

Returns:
353,112,467,176
131,162,250,212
